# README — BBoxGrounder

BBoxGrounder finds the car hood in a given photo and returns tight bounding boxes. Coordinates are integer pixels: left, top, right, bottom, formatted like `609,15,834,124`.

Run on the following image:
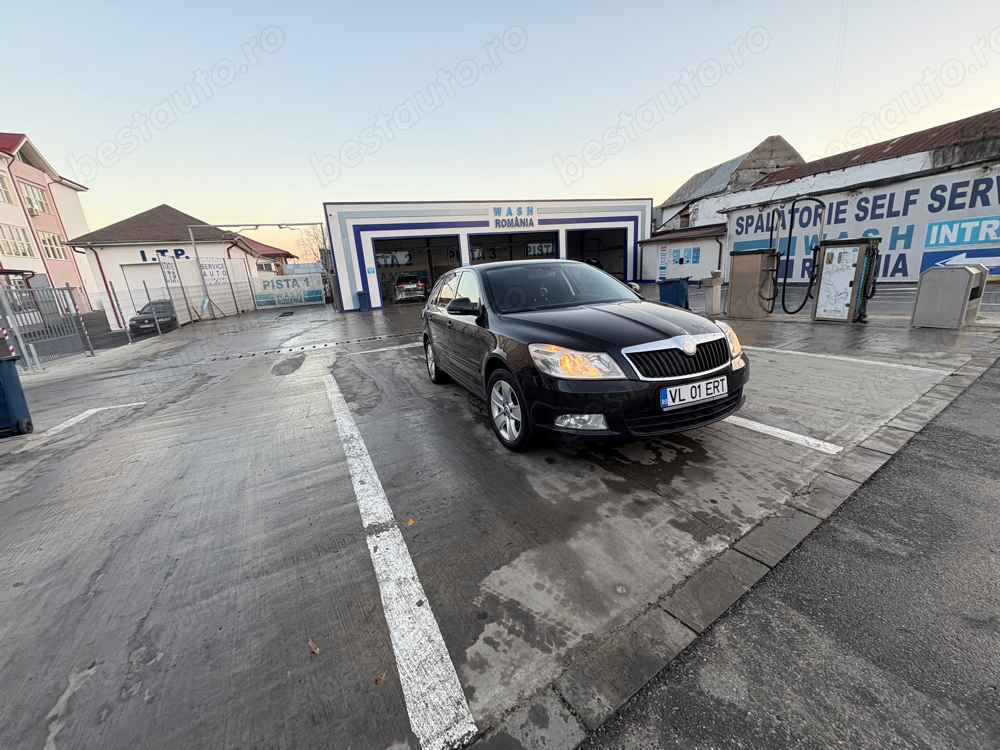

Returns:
502,300,723,351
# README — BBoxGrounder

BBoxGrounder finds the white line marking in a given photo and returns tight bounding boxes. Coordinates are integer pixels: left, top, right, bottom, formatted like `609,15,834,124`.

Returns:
742,346,945,373
13,403,147,454
42,403,147,438
323,371,477,750
347,342,423,355
724,416,844,454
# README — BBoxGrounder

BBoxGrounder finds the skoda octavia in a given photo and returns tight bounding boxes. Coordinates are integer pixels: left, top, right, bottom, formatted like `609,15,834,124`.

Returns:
421,260,749,451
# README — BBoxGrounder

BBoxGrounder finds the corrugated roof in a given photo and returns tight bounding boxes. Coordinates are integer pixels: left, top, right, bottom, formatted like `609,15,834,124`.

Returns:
238,235,298,259
658,153,749,209
756,107,1000,186
66,205,230,245
0,133,26,156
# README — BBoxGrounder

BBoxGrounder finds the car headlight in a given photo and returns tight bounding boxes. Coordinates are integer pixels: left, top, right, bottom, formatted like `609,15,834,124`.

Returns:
528,344,626,380
716,321,743,359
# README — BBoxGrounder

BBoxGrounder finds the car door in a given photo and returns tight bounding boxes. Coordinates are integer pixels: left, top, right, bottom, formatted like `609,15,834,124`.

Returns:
426,271,458,369
447,270,490,394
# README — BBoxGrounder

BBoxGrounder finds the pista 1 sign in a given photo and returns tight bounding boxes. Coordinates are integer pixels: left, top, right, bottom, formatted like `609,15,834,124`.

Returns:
251,274,324,307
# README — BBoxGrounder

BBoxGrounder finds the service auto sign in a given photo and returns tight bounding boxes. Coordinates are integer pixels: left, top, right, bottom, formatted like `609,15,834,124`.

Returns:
728,164,1000,282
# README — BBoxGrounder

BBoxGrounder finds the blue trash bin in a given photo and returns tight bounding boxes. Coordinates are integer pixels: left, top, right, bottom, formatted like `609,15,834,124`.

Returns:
0,355,33,437
657,277,690,309
357,291,370,312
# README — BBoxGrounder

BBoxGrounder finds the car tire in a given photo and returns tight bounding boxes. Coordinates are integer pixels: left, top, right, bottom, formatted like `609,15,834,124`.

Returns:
487,369,533,452
425,338,448,384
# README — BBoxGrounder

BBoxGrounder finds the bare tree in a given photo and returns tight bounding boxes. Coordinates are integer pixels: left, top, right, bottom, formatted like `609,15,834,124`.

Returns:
295,225,327,264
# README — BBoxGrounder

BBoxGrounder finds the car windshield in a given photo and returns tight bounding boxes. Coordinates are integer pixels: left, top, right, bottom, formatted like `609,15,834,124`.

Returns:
139,303,172,314
482,263,636,313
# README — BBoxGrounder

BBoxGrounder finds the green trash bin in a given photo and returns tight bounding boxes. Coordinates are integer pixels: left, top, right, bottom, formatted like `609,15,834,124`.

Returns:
0,355,33,437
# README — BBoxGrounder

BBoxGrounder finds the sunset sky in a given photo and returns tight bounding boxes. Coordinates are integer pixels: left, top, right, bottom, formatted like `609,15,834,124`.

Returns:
4,0,999,252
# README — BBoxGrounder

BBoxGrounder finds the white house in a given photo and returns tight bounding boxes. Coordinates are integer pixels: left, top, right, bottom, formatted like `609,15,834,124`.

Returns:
66,204,263,328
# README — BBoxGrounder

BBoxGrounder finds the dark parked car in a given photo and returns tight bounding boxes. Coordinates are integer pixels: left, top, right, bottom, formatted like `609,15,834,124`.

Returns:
129,300,177,334
421,260,749,451
393,273,429,303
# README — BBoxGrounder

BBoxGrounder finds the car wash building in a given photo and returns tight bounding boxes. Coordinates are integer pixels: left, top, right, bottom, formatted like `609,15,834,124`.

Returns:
324,199,653,311
682,108,1000,283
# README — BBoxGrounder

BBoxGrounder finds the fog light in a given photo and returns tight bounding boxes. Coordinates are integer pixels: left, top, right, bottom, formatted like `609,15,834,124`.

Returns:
732,356,746,370
554,414,608,430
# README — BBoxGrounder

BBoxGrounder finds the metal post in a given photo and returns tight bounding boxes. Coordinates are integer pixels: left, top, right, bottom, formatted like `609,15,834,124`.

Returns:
0,285,33,373
28,343,42,371
187,225,215,319
142,280,163,336
108,281,132,344
225,260,240,313
65,283,95,356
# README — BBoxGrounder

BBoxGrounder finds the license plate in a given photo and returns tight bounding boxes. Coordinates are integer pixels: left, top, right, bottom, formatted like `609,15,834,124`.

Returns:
140,324,154,328
660,375,728,409
405,284,417,289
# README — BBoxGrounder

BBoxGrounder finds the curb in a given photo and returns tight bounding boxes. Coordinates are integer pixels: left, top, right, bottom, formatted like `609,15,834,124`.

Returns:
467,339,1000,750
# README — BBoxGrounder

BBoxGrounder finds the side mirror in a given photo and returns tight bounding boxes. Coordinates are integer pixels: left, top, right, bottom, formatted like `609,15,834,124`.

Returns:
627,282,642,295
446,297,479,315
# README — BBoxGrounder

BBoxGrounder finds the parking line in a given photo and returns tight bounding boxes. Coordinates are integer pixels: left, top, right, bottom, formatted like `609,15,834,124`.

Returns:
347,342,423,355
323,371,478,750
724,416,844,454
742,346,946,373
13,403,147,454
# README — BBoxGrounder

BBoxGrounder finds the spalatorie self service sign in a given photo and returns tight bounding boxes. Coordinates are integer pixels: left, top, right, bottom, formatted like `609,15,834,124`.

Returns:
728,164,1000,282
251,274,324,307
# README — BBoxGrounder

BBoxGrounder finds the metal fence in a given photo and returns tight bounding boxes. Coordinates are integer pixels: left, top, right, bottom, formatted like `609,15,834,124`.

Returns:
0,284,92,370
96,258,258,335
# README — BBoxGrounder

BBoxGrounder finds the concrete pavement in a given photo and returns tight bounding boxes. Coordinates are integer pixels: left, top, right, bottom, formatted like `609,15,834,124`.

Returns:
1,302,998,749
583,358,1000,750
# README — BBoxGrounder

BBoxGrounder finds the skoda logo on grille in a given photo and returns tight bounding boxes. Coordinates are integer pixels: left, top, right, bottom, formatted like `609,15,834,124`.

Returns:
681,338,698,356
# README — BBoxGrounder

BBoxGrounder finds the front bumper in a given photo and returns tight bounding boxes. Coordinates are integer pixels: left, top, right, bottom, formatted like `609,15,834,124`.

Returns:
520,354,750,440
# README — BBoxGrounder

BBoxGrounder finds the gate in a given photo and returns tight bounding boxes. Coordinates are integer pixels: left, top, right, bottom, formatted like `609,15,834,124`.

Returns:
0,285,90,366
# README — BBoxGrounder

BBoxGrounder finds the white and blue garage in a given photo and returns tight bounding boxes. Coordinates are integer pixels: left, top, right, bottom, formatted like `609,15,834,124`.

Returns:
324,199,653,311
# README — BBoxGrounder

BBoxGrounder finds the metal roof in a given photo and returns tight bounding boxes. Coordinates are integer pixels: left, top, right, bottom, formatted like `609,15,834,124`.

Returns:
755,107,1000,186
658,153,748,209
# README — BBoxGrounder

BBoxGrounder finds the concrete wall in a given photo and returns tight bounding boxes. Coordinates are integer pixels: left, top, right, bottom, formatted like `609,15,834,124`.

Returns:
50,182,100,309
640,236,724,282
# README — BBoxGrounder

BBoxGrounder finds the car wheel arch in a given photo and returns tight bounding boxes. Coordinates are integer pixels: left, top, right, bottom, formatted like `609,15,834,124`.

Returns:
482,354,511,386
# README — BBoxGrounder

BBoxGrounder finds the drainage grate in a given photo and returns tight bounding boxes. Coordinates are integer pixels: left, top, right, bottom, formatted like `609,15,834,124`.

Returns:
278,311,295,318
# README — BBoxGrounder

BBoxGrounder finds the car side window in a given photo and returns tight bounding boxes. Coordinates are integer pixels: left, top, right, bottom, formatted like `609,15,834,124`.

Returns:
435,273,458,307
456,271,483,309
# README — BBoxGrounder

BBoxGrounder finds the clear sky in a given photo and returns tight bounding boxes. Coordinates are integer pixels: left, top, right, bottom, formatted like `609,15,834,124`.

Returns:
4,0,999,252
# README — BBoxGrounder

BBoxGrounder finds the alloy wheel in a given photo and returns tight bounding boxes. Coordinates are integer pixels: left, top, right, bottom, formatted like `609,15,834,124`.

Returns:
490,380,522,441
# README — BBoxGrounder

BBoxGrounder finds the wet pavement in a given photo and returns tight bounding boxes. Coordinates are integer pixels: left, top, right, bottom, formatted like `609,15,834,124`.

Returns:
582,358,1000,750
1,299,998,749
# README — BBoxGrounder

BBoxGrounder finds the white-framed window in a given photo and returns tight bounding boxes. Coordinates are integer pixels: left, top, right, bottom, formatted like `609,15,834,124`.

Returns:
0,223,35,257
0,174,12,204
258,262,273,271
18,181,51,214
37,231,68,260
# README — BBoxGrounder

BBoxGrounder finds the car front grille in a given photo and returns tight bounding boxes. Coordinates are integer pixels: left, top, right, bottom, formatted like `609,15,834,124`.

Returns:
624,388,743,435
625,337,730,380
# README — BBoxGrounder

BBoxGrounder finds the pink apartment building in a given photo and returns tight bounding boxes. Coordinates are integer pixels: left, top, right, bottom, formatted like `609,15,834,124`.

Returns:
0,133,96,311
